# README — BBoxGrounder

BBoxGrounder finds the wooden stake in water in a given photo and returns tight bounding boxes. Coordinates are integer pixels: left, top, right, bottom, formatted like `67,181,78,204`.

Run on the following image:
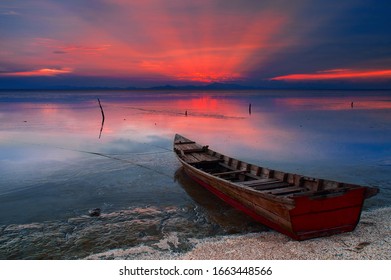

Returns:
97,98,105,139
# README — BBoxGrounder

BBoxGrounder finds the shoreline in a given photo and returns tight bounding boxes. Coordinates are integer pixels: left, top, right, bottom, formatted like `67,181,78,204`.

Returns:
177,207,390,260
86,207,390,260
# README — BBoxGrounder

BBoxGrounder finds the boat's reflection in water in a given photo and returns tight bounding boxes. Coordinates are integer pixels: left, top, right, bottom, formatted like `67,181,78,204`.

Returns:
174,167,269,234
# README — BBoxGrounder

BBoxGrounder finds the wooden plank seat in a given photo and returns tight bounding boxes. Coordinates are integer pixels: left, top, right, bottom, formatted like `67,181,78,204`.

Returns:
175,145,201,152
182,148,208,154
218,162,236,170
244,172,262,180
212,170,246,176
252,181,291,191
265,186,304,195
191,152,218,162
180,154,201,164
241,178,280,186
215,162,262,179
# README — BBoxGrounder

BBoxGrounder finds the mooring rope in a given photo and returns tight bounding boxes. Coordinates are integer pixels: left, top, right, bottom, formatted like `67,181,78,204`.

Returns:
77,149,173,178
18,140,175,179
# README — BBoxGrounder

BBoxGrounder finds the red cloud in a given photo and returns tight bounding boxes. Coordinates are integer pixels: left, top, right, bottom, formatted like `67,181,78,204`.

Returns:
22,5,292,83
270,69,391,81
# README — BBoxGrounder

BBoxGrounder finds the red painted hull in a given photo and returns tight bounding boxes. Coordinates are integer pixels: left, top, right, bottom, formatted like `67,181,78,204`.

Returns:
289,189,365,239
186,169,366,240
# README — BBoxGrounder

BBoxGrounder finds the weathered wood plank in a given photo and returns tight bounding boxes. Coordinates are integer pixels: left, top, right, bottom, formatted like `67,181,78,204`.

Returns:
219,162,236,171
267,186,304,195
244,172,262,180
191,152,218,162
175,143,201,151
182,148,208,154
241,178,280,186
180,154,200,163
252,182,291,191
212,170,245,176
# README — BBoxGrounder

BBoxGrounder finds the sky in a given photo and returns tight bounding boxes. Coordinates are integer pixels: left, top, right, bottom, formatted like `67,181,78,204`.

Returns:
0,0,391,89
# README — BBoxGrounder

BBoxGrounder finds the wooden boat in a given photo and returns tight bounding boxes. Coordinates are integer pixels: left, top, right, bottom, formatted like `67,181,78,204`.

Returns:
173,134,379,240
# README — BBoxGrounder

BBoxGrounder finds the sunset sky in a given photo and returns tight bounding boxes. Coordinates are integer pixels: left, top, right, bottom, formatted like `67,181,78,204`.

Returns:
1,0,391,89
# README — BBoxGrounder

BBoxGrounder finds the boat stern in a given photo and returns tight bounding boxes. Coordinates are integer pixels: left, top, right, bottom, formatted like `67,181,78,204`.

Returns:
289,187,370,240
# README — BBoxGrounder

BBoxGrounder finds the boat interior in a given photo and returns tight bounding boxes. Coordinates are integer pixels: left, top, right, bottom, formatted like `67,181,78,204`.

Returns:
173,139,333,198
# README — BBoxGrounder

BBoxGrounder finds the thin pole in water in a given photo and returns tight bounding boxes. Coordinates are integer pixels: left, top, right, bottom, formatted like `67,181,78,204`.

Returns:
97,98,105,139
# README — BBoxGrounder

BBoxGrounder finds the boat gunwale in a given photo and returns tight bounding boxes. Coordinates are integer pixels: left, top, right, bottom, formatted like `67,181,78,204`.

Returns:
175,153,296,206
173,134,378,202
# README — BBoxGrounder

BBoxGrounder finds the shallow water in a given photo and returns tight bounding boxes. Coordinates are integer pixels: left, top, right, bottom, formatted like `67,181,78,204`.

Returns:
0,89,390,259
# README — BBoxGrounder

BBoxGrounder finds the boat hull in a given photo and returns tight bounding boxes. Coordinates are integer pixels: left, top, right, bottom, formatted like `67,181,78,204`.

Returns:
182,162,366,240
174,134,378,240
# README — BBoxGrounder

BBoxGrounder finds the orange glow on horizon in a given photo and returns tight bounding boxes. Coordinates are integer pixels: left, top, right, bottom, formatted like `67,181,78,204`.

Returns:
271,69,391,81
2,68,73,77
175,71,243,83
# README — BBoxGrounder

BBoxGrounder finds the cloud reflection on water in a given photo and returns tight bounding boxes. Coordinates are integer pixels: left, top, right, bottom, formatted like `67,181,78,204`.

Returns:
0,90,390,223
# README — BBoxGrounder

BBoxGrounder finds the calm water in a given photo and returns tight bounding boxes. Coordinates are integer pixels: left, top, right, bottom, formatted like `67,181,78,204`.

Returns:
0,89,390,259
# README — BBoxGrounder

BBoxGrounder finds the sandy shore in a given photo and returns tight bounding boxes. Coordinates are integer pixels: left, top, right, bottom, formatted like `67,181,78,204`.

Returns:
86,207,390,260
178,207,390,260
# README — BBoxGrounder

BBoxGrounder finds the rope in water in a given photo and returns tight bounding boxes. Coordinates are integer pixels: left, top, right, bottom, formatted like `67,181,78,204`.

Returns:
19,140,176,178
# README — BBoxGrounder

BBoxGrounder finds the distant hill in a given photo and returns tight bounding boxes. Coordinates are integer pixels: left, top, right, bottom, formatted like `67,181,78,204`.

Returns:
146,82,255,91
3,80,388,91
0,82,256,91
